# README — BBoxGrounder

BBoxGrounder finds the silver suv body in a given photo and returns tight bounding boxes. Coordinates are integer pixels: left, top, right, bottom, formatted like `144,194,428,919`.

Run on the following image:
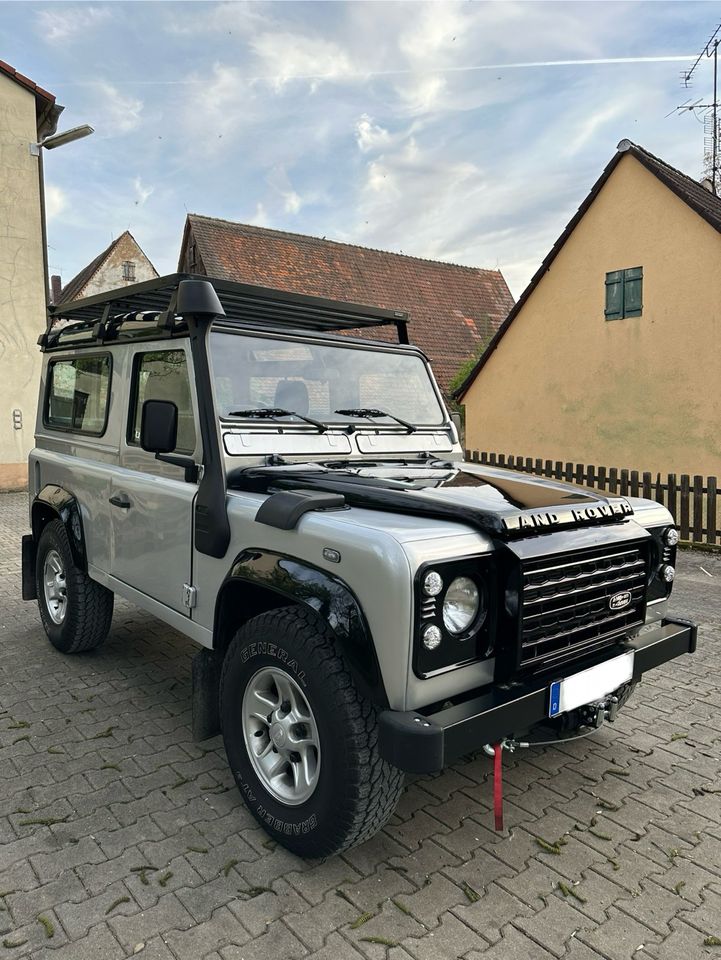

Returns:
22,275,696,856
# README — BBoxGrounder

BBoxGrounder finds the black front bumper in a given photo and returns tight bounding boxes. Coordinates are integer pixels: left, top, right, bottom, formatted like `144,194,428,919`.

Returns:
379,617,697,774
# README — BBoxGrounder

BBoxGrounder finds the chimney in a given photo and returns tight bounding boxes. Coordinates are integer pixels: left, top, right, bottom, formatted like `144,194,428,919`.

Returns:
50,275,62,304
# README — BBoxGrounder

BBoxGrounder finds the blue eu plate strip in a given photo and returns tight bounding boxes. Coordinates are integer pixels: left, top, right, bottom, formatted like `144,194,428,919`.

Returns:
549,680,562,718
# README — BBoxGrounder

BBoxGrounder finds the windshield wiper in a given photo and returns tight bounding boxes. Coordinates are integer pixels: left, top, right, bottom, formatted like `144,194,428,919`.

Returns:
228,407,328,433
334,407,417,434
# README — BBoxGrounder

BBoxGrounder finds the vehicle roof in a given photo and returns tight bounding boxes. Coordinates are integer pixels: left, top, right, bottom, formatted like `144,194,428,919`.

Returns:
43,273,410,352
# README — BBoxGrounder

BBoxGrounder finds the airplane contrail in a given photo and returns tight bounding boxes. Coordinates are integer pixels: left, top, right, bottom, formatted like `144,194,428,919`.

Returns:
54,54,695,86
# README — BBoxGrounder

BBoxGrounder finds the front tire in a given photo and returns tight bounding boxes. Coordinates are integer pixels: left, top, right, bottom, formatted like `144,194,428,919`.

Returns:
220,607,404,857
35,520,114,653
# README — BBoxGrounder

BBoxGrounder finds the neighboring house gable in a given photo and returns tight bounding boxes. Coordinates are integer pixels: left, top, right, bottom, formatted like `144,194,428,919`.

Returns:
178,216,515,395
457,140,721,477
58,230,158,304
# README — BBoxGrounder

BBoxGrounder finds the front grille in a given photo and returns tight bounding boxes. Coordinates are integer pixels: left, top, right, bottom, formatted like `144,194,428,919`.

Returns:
519,541,648,670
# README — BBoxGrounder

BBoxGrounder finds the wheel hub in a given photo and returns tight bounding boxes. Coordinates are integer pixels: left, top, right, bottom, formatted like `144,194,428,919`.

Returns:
242,666,321,806
43,549,68,625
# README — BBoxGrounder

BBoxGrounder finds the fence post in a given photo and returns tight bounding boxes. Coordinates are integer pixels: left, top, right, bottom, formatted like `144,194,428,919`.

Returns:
564,462,573,483
598,466,607,491
554,461,563,479
609,468,618,493
586,464,596,489
693,476,704,543
680,475,690,540
654,472,664,507
620,469,629,496
575,463,584,485
544,459,552,477
708,476,718,545
534,458,542,475
642,472,652,499
668,474,677,522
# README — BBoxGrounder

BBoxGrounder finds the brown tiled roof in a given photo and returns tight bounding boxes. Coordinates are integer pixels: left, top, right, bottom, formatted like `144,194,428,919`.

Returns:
57,234,126,304
179,216,515,393
0,59,55,106
455,139,721,400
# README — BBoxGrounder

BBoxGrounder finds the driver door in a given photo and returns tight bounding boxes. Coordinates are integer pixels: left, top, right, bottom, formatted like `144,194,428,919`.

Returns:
110,343,200,615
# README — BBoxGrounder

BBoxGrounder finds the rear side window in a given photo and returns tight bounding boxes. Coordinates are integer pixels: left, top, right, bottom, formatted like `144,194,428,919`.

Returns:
45,355,111,435
128,349,196,455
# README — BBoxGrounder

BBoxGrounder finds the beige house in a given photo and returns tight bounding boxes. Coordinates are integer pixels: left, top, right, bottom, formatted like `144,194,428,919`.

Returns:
0,61,62,490
457,140,721,478
55,230,158,305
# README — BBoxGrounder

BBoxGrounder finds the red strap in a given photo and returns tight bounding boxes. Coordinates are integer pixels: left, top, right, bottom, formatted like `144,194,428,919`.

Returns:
493,743,504,831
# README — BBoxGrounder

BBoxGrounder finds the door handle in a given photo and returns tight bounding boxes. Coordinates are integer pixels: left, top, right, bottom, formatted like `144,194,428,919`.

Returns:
109,494,132,509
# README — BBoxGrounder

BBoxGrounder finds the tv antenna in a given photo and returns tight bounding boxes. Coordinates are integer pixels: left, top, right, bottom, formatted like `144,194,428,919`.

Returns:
671,23,721,193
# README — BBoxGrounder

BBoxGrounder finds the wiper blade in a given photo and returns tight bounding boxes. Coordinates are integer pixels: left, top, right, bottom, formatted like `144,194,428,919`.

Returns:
228,407,328,433
334,407,417,434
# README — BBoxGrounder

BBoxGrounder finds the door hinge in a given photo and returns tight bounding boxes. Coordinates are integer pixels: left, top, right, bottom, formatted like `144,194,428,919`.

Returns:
183,584,197,609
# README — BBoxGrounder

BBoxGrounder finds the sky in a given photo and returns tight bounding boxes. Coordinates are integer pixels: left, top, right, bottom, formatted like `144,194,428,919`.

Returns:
2,0,719,297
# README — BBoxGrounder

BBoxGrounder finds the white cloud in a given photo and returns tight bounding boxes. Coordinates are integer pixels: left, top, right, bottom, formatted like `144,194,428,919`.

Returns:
133,177,154,206
283,191,302,215
36,5,112,42
45,184,67,222
96,83,144,135
250,32,353,91
248,202,269,227
355,115,391,153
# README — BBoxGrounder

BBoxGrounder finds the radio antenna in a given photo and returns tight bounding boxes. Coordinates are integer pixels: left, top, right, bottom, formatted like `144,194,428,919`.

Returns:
672,23,721,193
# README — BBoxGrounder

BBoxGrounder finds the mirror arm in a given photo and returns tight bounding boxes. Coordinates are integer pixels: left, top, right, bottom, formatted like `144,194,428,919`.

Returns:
155,453,199,483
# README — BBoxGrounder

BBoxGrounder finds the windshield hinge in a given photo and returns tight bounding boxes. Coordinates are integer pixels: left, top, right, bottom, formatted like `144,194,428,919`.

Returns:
183,584,197,609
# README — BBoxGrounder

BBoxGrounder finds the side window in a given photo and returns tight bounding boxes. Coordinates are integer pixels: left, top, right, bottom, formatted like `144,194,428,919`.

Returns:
605,267,643,320
128,350,196,455
45,355,111,435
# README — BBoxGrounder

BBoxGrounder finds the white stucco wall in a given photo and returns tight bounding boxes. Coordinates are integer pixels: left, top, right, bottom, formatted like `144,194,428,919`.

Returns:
0,73,46,489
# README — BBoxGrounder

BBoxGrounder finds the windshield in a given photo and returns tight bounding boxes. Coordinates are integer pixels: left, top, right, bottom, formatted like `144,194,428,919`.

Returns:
209,332,446,426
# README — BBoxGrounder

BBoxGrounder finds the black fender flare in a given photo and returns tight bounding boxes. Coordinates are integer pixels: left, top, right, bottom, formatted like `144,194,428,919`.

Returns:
31,484,87,572
214,549,388,708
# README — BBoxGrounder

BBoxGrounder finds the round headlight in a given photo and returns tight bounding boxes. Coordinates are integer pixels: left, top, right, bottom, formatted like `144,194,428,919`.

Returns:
664,528,680,547
443,576,482,635
422,624,442,651
423,570,444,597
660,564,675,583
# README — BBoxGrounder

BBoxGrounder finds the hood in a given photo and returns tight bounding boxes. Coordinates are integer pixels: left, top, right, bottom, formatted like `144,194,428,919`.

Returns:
230,460,634,539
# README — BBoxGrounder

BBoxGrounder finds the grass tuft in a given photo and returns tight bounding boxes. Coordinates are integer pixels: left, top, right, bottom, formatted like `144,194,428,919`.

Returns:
37,915,54,939
557,881,587,903
89,726,115,740
222,858,238,878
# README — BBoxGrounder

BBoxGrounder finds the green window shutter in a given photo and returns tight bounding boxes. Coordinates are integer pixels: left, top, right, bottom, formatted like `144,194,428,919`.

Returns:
604,270,624,319
623,266,643,317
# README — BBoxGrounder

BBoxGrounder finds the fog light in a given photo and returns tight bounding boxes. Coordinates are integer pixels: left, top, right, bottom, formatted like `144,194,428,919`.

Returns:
664,528,680,547
423,570,443,597
660,564,675,583
422,624,442,650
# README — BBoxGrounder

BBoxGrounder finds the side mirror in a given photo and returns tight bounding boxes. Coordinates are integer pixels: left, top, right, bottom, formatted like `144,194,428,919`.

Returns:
451,411,463,441
140,399,178,454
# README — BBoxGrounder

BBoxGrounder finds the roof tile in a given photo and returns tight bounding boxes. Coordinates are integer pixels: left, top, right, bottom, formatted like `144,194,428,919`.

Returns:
180,216,514,393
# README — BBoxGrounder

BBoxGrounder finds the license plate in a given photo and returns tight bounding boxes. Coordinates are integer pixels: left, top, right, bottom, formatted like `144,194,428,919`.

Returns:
548,651,634,718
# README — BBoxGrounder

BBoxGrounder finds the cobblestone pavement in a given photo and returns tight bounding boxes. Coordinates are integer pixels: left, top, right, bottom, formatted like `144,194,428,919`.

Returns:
1,491,720,960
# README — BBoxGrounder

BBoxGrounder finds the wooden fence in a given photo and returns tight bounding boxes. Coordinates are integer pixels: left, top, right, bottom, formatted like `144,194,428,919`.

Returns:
467,450,720,547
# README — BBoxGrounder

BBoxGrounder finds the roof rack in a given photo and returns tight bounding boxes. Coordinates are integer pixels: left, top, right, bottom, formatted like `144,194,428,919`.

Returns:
42,273,410,351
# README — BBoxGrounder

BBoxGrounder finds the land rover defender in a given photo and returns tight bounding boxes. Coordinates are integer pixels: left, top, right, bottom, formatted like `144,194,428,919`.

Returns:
22,275,696,857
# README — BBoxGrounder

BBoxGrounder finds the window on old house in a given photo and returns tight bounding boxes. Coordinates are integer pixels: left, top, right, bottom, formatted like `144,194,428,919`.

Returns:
605,267,643,320
122,261,136,281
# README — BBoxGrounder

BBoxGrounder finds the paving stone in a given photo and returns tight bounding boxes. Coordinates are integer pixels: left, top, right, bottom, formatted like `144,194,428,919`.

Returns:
515,895,596,957
465,922,557,959
220,919,308,960
453,880,534,945
164,904,249,959
577,905,662,960
108,891,195,952
27,921,125,960
402,910,487,959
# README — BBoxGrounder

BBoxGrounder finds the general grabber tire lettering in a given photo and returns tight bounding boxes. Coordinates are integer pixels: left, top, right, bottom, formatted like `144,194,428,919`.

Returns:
35,519,114,654
220,607,405,857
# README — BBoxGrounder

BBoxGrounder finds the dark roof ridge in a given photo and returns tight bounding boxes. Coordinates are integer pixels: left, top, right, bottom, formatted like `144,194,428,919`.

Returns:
187,213,504,276
454,139,721,400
